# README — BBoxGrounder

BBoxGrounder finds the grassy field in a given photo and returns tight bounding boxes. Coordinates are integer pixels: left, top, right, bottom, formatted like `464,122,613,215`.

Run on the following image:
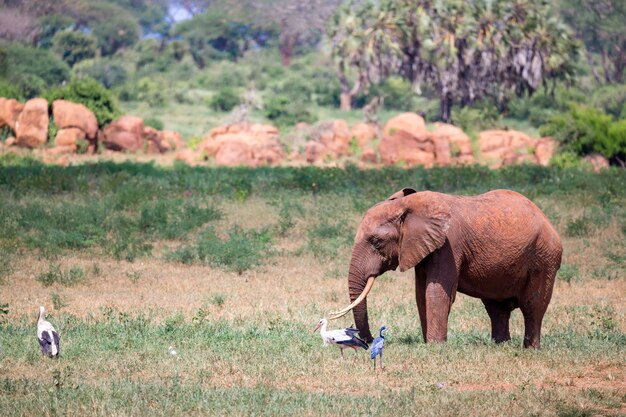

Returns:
0,159,624,416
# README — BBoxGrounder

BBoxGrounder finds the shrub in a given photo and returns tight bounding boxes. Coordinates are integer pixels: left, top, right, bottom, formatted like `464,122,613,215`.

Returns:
13,73,47,99
209,87,240,112
0,80,22,100
168,226,272,275
269,75,314,103
540,104,626,163
144,117,164,130
37,15,76,49
454,102,501,133
2,44,70,87
36,264,87,286
73,59,128,88
591,84,626,119
44,77,120,126
52,30,97,67
264,93,316,127
369,76,415,110
136,76,167,107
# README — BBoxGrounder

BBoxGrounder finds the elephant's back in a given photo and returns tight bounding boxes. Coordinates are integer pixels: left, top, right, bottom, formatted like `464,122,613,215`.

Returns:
451,190,561,295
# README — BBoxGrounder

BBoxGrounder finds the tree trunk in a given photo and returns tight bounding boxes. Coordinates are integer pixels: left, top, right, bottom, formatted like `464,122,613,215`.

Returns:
340,92,352,111
279,35,295,67
440,93,453,123
586,49,602,84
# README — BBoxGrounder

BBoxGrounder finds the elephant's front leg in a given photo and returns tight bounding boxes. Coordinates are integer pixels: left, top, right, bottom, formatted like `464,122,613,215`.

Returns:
414,267,428,341
423,247,458,343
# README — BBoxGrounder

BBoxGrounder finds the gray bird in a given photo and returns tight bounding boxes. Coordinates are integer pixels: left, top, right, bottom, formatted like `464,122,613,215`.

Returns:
37,306,59,358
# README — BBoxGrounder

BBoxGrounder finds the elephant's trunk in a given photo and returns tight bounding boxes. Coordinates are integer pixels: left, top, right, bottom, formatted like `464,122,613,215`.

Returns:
349,269,374,343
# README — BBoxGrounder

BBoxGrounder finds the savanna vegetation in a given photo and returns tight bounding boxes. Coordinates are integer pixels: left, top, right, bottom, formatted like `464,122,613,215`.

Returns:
0,156,624,415
1,0,625,415
0,0,625,165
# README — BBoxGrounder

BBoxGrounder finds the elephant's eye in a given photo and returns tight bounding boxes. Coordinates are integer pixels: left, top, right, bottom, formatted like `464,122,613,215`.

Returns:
370,237,383,249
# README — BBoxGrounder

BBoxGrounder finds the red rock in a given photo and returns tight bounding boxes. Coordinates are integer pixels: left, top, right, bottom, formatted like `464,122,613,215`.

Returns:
55,128,85,147
534,138,558,166
47,145,77,155
432,135,452,166
103,116,145,152
15,98,49,148
175,149,198,165
379,128,434,167
360,147,378,163
159,130,184,151
214,139,253,167
583,153,610,172
351,122,378,149
383,113,427,137
0,98,24,131
4,136,16,146
305,141,330,163
52,100,98,139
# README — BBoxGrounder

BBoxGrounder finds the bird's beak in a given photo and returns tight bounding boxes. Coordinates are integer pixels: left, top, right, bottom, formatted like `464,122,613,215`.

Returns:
313,323,321,333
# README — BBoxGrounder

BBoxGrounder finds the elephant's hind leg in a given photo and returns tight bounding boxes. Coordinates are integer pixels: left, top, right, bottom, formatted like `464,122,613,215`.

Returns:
520,269,557,349
482,298,517,343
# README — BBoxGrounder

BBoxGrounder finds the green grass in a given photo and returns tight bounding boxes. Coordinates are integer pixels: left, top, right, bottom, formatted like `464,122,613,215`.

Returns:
0,159,624,415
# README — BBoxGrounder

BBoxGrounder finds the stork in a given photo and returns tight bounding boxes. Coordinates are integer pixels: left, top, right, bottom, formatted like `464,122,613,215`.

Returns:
37,306,59,358
370,325,388,370
313,318,369,358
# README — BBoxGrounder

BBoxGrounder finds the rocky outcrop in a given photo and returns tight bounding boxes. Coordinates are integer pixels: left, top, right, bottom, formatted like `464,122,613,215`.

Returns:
478,130,557,168
102,116,145,152
198,122,284,167
379,113,434,167
0,98,23,131
15,98,49,148
304,120,352,163
52,100,98,140
431,123,475,166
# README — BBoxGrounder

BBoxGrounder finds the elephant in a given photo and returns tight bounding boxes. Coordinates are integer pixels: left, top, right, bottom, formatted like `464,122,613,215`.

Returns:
328,188,562,348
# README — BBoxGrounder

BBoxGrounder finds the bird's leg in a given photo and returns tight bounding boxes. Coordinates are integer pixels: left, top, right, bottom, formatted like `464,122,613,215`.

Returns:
373,357,376,371
380,352,383,370
340,348,344,359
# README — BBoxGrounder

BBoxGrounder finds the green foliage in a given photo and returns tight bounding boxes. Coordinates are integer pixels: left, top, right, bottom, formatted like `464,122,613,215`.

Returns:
12,74,47,100
52,31,98,67
51,292,68,310
37,15,76,49
540,104,626,162
2,44,70,87
92,16,139,56
369,76,415,110
44,77,121,127
307,218,352,260
591,84,626,119
136,76,167,107
0,80,22,100
550,151,587,169
454,102,501,133
209,88,240,112
168,227,272,274
558,264,579,284
36,264,87,287
264,94,316,127
144,117,164,130
73,59,128,88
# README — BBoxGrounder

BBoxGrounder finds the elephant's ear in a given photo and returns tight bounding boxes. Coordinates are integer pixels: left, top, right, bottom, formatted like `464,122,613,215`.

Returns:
398,195,451,272
387,187,417,201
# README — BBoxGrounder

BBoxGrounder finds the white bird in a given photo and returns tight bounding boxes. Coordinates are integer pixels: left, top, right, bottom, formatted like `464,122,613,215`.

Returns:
168,346,180,360
37,306,59,358
313,318,369,358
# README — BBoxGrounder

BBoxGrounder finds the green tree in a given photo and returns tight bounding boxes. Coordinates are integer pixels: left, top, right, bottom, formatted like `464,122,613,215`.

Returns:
52,30,97,67
92,15,139,56
36,14,75,48
329,0,578,120
1,44,70,87
560,0,626,84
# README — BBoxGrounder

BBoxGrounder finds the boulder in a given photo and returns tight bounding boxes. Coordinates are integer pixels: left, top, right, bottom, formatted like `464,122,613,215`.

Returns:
198,122,284,167
432,123,474,165
55,127,86,148
15,98,49,148
534,138,558,166
4,136,16,146
305,141,330,163
383,112,427,137
175,149,199,165
583,153,610,172
479,130,542,168
52,100,98,139
103,116,145,152
0,98,24,130
350,122,378,148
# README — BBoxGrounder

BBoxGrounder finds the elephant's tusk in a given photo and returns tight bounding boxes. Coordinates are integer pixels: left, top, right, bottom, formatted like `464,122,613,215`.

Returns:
327,277,375,320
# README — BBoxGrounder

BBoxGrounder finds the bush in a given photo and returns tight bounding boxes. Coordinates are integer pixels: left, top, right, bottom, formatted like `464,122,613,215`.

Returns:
0,80,22,100
2,44,70,87
591,84,626,120
369,76,415,110
264,93,316,127
209,87,240,112
540,104,626,163
13,74,47,99
454,102,501,133
44,77,121,126
73,59,128,88
52,30,97,67
269,75,314,103
136,76,167,107
144,117,164,130
37,15,76,49
36,264,87,286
